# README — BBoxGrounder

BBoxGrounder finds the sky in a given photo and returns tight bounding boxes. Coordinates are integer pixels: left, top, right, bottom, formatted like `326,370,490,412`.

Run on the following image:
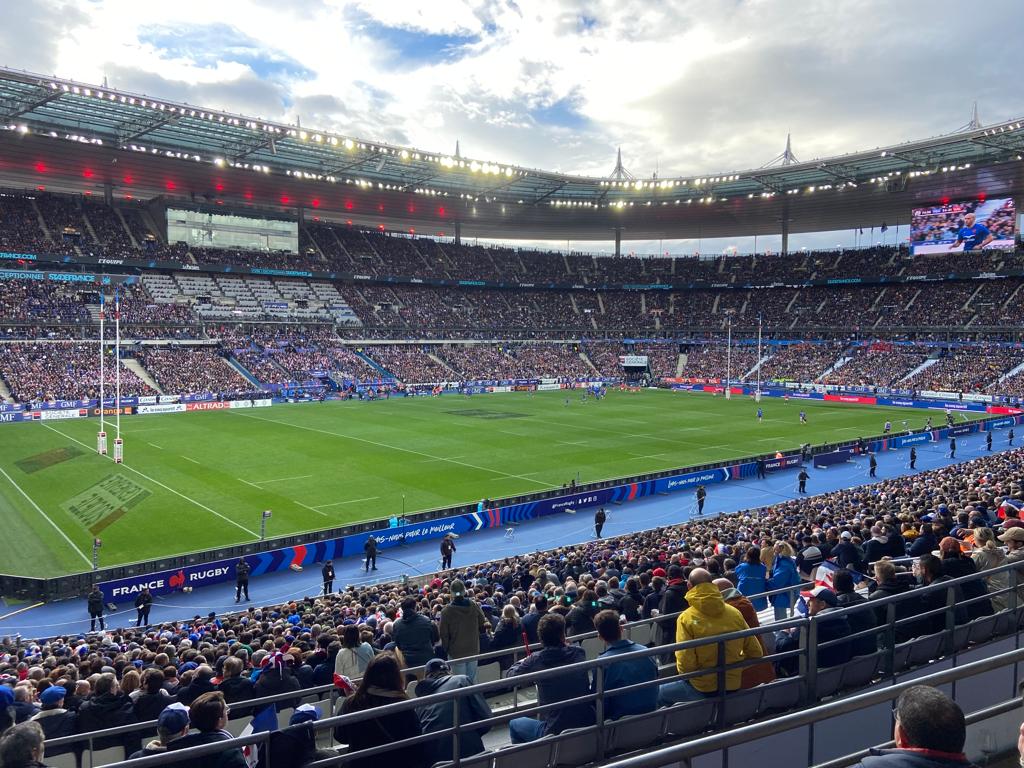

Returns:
2,0,1023,255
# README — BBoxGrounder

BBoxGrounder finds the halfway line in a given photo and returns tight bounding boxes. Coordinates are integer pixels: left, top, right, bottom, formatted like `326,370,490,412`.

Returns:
0,466,93,568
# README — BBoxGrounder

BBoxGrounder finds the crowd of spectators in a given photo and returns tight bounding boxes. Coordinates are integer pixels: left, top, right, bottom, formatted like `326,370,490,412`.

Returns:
361,346,454,383
135,348,249,397
680,344,760,380
1,444,1023,762
905,348,1020,393
0,343,155,402
757,343,845,383
823,344,930,388
439,343,593,379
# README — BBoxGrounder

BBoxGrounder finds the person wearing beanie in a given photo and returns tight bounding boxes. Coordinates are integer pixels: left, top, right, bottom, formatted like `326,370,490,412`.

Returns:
29,687,77,754
392,597,439,671
253,651,300,711
129,702,189,759
439,580,490,683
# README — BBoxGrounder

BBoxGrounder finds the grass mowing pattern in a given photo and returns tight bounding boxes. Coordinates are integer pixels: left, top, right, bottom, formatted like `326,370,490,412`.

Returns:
0,390,968,576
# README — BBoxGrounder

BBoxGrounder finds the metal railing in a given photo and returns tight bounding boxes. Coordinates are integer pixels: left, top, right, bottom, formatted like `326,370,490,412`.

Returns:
45,556,1024,768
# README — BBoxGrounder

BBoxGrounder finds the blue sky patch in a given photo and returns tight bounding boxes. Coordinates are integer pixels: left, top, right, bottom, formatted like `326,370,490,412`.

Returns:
346,9,480,68
530,95,589,130
139,24,314,81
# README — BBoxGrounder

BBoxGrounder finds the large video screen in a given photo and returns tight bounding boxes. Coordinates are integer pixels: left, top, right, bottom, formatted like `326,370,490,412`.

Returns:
910,197,1016,254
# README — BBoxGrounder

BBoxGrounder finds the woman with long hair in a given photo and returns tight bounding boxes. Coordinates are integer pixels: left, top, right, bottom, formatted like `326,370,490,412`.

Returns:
334,624,375,681
334,652,427,768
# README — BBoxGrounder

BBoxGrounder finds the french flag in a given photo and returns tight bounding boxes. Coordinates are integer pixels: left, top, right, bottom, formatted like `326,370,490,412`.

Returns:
999,499,1023,520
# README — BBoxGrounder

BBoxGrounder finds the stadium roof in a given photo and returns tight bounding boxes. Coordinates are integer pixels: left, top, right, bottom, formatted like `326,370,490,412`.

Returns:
2,67,1024,242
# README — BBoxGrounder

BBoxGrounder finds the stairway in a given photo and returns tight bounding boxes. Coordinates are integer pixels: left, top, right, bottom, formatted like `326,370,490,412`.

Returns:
115,209,141,248
579,352,600,376
899,357,941,384
676,353,686,377
428,352,458,376
744,354,773,381
997,360,1024,386
0,374,13,403
226,357,263,388
819,355,852,381
122,358,163,394
354,350,392,377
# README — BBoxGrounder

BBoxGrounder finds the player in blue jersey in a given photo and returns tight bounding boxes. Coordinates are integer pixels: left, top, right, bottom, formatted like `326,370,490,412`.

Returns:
757,407,763,423
949,212,994,251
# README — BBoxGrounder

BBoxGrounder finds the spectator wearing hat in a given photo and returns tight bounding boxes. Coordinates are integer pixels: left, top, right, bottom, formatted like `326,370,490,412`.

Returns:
166,691,245,768
264,704,334,768
439,580,490,683
506,613,594,743
776,586,852,676
334,652,427,768
713,579,776,688
936,537,993,619
833,569,878,657
0,720,50,768
833,530,865,571
592,609,658,720
908,523,938,558
416,658,492,763
657,565,689,651
392,597,439,672
76,672,140,755
734,547,768,611
176,664,217,706
642,575,666,619
129,702,189,758
253,652,301,711
854,685,973,768
998,527,1024,607
29,687,76,754
971,528,1009,609
916,554,969,634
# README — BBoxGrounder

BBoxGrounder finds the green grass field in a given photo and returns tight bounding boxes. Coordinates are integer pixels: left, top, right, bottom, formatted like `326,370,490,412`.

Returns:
0,390,965,577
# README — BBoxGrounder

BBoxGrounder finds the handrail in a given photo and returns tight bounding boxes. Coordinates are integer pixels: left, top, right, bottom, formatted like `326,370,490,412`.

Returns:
599,648,1024,768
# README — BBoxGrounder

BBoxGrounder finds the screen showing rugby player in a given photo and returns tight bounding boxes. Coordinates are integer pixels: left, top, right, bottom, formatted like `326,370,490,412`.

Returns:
909,197,1016,255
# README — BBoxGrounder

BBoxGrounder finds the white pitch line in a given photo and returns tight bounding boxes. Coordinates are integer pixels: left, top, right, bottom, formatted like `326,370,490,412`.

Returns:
628,454,666,460
296,501,328,516
312,496,380,509
182,456,201,464
147,443,162,450
238,478,261,489
252,474,313,485
234,412,554,488
41,424,259,538
0,465,93,568
556,440,588,446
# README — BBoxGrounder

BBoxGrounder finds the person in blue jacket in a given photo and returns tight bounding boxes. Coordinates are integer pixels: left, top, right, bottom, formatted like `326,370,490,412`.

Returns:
766,542,801,620
734,547,768,611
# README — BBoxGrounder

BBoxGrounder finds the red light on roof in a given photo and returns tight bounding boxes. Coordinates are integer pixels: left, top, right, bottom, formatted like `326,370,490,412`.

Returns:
165,181,176,191
409,228,415,234
377,204,384,212
124,194,133,200
83,169,94,179
940,196,950,205
215,182,224,192
36,185,45,191
34,162,45,173
84,191,92,196
407,204,415,214
438,207,445,217
123,175,133,185
437,232,444,236
346,220,353,225
344,200,353,210
311,199,320,208
244,191,253,200
978,192,987,202
313,216,321,222
378,224,385,230
216,200,223,205
280,195,290,205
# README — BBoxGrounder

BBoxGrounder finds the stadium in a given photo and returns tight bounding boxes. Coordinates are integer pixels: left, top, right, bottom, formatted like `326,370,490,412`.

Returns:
2,6,1024,768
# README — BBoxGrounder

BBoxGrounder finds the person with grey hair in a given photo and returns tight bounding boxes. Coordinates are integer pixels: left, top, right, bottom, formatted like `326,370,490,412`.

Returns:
0,720,50,768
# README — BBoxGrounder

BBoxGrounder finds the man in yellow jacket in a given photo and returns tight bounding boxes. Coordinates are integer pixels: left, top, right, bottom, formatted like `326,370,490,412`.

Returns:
658,568,765,706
